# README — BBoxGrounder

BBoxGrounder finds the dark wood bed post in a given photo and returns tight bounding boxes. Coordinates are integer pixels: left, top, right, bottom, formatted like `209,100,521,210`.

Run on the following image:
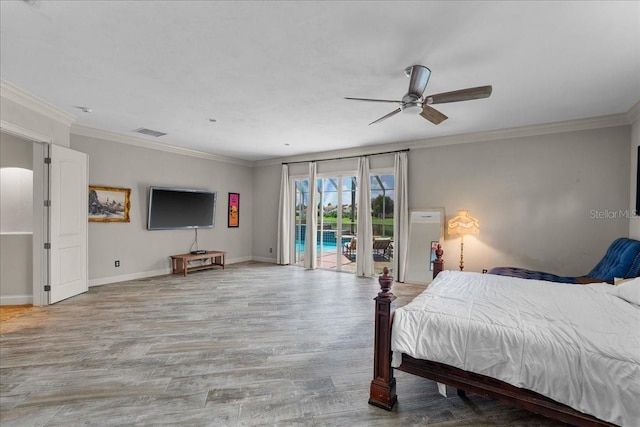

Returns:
368,267,397,410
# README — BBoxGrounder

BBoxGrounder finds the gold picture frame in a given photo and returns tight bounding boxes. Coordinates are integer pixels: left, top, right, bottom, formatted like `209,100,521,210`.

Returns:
88,186,131,222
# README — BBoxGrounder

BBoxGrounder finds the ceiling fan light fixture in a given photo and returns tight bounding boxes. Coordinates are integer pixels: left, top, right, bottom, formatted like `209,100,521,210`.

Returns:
400,93,423,114
401,102,423,114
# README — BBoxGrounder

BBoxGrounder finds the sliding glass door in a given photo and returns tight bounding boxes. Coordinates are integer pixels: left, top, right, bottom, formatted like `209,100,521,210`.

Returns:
315,176,357,272
292,172,394,275
370,174,394,274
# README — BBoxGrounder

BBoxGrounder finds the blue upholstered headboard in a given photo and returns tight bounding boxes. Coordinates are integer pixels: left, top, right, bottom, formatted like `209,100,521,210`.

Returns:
586,237,640,280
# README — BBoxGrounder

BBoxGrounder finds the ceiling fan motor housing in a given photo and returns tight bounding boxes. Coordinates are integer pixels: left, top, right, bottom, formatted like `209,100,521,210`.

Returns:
401,65,431,114
405,65,431,95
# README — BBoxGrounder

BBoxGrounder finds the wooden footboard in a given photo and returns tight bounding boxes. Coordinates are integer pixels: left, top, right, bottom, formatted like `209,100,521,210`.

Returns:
369,263,614,427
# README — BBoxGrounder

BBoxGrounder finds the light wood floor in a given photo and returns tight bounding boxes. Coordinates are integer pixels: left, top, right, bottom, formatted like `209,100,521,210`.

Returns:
0,305,34,322
0,262,563,426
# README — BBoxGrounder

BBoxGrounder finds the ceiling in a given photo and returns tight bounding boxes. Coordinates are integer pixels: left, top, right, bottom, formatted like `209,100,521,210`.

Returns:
1,1,638,162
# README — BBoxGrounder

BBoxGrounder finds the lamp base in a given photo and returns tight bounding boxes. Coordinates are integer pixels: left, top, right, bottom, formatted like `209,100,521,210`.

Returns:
459,235,465,271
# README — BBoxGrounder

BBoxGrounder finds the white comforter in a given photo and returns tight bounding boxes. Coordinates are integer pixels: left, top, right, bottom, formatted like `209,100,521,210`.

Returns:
391,270,640,426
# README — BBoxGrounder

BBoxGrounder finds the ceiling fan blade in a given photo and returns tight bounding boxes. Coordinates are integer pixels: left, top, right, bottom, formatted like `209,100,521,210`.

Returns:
345,97,401,103
420,105,448,125
426,85,493,104
406,65,431,97
369,108,401,125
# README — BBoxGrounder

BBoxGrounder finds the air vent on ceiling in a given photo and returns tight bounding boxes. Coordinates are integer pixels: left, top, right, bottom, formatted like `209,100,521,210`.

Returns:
132,128,167,138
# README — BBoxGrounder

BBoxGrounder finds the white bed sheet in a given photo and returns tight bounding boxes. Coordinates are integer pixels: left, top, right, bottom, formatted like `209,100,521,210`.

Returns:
391,270,640,426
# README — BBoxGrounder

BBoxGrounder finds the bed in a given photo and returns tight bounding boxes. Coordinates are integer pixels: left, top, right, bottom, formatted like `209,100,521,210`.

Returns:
369,267,640,426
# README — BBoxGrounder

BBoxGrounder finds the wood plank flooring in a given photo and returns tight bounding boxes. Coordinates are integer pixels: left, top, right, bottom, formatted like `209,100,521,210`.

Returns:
0,305,34,322
0,262,563,426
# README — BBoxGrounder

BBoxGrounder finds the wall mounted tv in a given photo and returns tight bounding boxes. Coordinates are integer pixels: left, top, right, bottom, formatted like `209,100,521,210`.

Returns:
147,187,217,230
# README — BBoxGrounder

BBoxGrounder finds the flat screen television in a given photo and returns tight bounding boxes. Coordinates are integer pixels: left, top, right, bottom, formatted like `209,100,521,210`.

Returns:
147,187,217,230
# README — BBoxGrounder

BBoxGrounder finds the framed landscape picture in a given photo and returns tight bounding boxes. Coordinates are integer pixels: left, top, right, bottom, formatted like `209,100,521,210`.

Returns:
88,186,131,222
228,192,239,227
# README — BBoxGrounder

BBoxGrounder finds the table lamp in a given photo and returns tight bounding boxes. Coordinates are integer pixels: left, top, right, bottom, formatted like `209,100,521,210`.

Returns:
447,209,480,271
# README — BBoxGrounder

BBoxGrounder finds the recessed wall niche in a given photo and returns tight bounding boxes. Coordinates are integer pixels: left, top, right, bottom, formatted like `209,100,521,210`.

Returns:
0,167,33,233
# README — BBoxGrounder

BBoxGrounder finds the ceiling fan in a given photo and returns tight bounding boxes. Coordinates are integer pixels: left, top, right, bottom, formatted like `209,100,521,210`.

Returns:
345,65,492,125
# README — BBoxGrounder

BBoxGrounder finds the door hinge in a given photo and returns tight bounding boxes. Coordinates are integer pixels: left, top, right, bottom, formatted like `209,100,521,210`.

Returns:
44,157,51,164
44,200,51,207
44,242,51,249
44,285,51,291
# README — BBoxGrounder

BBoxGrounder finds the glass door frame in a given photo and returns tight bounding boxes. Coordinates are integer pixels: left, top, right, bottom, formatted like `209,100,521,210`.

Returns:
315,174,356,272
291,176,308,267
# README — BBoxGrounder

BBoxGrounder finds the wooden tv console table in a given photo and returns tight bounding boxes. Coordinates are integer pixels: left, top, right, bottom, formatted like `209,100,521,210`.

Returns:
170,250,226,276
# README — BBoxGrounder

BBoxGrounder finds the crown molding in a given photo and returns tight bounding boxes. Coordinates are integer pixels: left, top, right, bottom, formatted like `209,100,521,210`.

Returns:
404,112,631,151
627,100,640,124
254,145,404,168
71,124,253,167
0,120,53,143
253,111,633,167
0,80,76,127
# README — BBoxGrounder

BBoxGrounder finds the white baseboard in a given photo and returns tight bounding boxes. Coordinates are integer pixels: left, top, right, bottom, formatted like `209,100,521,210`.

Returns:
89,268,171,287
1,294,33,305
252,256,277,263
227,256,253,264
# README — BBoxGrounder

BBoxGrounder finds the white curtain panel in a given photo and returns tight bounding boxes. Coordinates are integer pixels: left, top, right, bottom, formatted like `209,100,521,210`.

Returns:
304,162,318,269
276,164,291,265
394,152,409,282
356,157,374,277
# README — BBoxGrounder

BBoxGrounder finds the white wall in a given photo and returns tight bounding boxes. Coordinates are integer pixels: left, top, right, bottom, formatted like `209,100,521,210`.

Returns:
0,133,32,168
630,118,640,239
70,134,255,286
253,125,631,278
0,235,32,304
251,163,281,262
408,126,630,276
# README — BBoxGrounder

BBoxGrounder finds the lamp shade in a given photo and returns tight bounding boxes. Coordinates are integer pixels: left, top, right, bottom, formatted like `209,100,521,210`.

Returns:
447,209,480,236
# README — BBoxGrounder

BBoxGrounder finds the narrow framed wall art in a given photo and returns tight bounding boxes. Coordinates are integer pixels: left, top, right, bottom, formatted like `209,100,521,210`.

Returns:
429,240,439,271
228,192,239,228
636,146,639,216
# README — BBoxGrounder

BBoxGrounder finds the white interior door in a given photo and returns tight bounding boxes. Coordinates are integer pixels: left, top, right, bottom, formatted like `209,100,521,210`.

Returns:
49,144,88,304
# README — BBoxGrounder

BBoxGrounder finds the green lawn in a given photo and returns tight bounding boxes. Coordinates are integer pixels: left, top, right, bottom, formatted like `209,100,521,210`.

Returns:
296,216,394,237
308,217,393,226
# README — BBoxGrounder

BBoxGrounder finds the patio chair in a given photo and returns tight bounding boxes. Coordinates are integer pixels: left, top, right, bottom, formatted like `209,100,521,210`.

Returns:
373,238,393,260
343,237,356,259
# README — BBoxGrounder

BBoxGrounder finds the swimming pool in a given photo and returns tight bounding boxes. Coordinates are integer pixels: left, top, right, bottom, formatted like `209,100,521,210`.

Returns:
295,240,340,254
